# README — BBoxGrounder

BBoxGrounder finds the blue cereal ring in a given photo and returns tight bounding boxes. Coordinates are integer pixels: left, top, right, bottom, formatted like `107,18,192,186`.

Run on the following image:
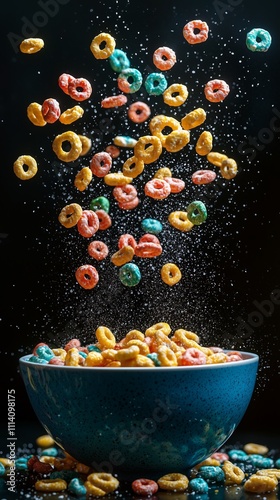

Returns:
248,454,274,468
35,345,55,362
199,465,225,482
28,355,48,364
87,344,102,353
109,49,130,72
246,28,272,52
141,218,163,234
145,72,168,95
189,477,209,493
117,68,143,94
119,263,141,287
40,447,58,457
228,449,249,461
90,196,110,213
147,352,161,366
0,463,5,477
68,477,87,496
187,200,207,225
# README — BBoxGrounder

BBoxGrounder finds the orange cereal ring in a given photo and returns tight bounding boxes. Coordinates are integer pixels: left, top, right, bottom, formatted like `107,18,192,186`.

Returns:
68,77,92,101
134,135,162,164
111,245,135,266
113,184,138,203
204,79,230,103
95,209,112,230
90,151,112,177
58,203,83,228
135,241,162,258
161,263,182,285
59,105,84,124
105,145,120,158
122,155,145,178
153,46,176,71
77,210,99,237
164,129,190,152
139,234,160,244
27,102,46,126
183,20,209,44
118,196,140,210
128,101,151,123
74,166,92,191
144,178,171,200
90,32,116,59
165,177,185,193
163,83,188,107
195,130,213,156
101,94,127,108
58,73,75,95
192,169,216,185
42,98,61,123
118,234,137,250
52,131,82,162
75,264,99,289
20,37,44,54
13,155,38,180
168,211,194,232
88,241,109,260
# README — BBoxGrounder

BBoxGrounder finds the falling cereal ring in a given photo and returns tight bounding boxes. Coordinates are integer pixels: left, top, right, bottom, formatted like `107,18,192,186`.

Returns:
161,263,182,286
204,79,230,103
90,32,116,59
13,155,38,180
58,203,83,228
52,131,82,162
153,46,176,71
75,265,99,289
20,38,44,54
183,20,209,44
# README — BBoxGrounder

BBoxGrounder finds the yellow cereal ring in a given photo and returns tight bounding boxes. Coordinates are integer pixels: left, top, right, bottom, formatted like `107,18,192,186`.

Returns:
161,263,182,286
122,155,145,178
104,172,133,186
124,354,155,367
157,473,189,491
36,434,55,448
222,460,245,485
181,108,206,130
20,38,44,54
39,456,56,465
207,151,228,167
153,167,172,179
244,474,278,493
243,443,269,455
168,211,194,232
13,155,38,180
220,158,238,179
207,352,228,364
78,135,92,156
59,105,84,124
35,479,67,492
27,102,46,126
145,322,171,337
111,245,135,266
85,472,119,494
257,469,280,480
173,332,212,355
164,130,190,153
195,458,221,468
74,166,92,191
173,329,200,343
157,345,178,366
52,131,82,162
84,351,104,366
52,348,67,360
195,131,213,156
125,339,150,355
65,347,80,366
105,361,122,367
115,345,140,362
123,330,145,344
90,32,116,59
163,83,189,107
95,326,116,349
149,114,182,147
134,135,162,164
58,203,83,228
0,458,13,467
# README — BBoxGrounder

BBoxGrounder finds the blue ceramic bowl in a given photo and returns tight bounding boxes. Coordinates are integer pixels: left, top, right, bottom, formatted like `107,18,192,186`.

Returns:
19,352,258,479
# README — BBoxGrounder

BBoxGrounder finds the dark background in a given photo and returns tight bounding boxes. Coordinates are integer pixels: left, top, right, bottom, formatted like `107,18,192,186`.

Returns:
0,0,279,442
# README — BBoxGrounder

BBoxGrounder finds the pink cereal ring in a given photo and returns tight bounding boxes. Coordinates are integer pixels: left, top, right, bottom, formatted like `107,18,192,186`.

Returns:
132,478,158,495
88,240,109,260
165,177,185,193
192,169,217,185
144,178,171,200
179,347,207,366
77,210,99,238
94,209,112,230
101,94,127,108
105,145,120,158
48,357,64,365
139,234,160,244
211,452,229,462
128,101,151,123
135,241,162,258
68,77,92,101
90,152,112,177
58,73,75,95
113,184,138,203
118,196,140,210
64,338,81,351
153,46,177,71
204,79,230,103
75,264,99,289
32,342,47,356
41,98,61,123
183,20,209,44
118,233,137,250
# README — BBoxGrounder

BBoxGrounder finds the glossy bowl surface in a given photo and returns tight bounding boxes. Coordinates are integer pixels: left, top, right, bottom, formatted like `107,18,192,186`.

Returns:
19,352,258,479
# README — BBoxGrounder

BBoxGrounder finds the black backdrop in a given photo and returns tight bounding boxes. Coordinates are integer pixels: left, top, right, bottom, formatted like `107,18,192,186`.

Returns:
0,0,279,437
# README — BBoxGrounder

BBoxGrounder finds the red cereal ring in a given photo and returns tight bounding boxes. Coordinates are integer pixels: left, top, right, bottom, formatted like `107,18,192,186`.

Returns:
139,234,160,244
127,101,151,123
192,169,217,185
118,234,137,250
105,145,120,158
144,178,171,200
211,452,229,462
135,241,162,258
48,357,64,365
94,209,112,230
153,46,177,71
118,196,140,210
101,94,127,108
90,152,112,177
183,20,209,44
75,264,99,289
204,79,230,103
41,98,61,123
132,478,158,495
77,210,100,238
113,184,138,203
58,73,75,95
88,241,109,260
164,177,185,193
68,77,92,101
64,338,81,351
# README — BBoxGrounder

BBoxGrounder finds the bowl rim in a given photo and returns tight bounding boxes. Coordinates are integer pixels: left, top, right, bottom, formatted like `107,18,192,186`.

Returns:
19,351,259,371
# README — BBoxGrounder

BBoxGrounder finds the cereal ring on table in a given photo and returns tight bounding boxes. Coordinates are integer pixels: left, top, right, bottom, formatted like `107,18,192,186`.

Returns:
158,473,189,491
74,166,92,191
134,135,162,164
113,184,138,204
90,196,110,213
189,477,209,493
96,326,116,349
114,135,137,147
132,478,158,495
178,347,207,366
104,172,133,186
165,177,185,193
220,158,238,179
243,443,269,455
204,79,230,103
78,135,92,156
42,98,61,123
257,469,280,480
144,178,171,200
75,264,99,289
192,169,216,185
119,263,141,286
168,211,194,232
183,20,209,44
85,472,119,495
153,46,176,71
246,28,272,52
105,144,120,158
222,461,245,485
161,263,182,286
145,72,168,96
27,102,46,126
122,155,145,178
95,209,112,230
164,130,190,152
58,73,75,95
118,233,137,250
77,210,99,237
128,101,151,123
101,94,127,108
149,114,182,146
207,151,228,167
109,48,130,72
90,32,116,59
20,37,44,54
13,155,38,180
244,474,278,493
154,167,172,179
181,107,206,130
58,203,82,228
68,478,87,497
68,77,92,101
59,105,84,124
135,240,162,258
195,131,213,156
35,479,67,491
163,83,188,107
117,68,143,93
141,218,163,234
111,245,135,266
187,200,207,225
88,241,109,261
90,151,112,177
52,131,82,162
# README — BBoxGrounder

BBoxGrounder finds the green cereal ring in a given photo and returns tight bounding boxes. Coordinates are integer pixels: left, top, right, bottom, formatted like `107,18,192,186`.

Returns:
109,49,130,72
187,201,207,225
119,263,141,287
117,68,143,94
145,72,168,95
246,28,272,52
90,196,110,213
